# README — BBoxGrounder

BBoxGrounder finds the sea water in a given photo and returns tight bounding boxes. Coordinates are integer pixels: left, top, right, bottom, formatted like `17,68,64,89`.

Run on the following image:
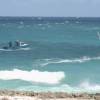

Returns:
0,17,100,93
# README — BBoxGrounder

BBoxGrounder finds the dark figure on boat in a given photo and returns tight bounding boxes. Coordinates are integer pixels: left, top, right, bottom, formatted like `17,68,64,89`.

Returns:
2,40,28,50
3,41,21,49
15,40,20,47
8,41,13,48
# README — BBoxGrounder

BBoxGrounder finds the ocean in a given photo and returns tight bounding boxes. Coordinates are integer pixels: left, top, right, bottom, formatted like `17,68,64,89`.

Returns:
0,17,100,93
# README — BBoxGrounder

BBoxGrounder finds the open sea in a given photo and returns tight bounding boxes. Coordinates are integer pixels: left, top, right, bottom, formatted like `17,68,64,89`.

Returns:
0,17,100,93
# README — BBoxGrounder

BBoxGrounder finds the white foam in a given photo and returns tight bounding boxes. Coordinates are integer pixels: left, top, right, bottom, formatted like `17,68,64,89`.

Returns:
0,49,14,51
0,48,31,51
59,81,100,93
20,42,28,47
34,56,100,67
79,81,100,92
19,47,31,51
0,69,65,84
17,81,100,93
52,81,100,93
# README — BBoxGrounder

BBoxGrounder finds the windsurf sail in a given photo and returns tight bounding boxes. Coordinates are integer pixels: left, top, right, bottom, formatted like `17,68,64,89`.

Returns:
97,32,100,40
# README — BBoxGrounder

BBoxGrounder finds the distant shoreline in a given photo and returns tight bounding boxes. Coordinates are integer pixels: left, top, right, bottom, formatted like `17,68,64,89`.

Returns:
0,16,100,19
0,16,100,18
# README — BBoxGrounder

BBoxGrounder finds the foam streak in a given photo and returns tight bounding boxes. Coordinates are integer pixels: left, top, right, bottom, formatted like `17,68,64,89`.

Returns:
35,56,100,67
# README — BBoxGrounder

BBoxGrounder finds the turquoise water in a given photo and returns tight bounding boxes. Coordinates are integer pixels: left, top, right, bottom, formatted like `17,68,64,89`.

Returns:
0,17,100,93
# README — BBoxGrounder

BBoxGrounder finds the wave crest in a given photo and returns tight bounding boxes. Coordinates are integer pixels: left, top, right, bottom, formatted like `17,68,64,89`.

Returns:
0,69,65,84
33,56,100,67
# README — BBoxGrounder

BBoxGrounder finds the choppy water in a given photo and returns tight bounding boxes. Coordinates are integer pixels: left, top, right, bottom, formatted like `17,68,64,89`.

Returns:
0,17,100,93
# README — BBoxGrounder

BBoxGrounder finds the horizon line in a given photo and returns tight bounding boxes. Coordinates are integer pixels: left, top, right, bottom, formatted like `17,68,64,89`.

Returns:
0,16,100,18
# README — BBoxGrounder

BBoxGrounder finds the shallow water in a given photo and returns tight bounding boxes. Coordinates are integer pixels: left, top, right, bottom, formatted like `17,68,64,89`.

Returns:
0,17,100,93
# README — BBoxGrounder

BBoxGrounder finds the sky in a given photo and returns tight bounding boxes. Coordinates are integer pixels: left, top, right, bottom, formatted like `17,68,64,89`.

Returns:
0,0,99,17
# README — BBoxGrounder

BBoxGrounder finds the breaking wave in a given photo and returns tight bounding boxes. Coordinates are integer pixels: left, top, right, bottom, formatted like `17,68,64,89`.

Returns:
0,69,65,84
57,81,100,93
17,81,100,93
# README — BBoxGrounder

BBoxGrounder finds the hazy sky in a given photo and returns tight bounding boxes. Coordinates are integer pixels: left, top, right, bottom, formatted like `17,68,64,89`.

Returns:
0,0,99,17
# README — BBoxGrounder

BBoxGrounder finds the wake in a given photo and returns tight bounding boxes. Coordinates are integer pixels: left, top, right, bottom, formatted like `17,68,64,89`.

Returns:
0,47,31,51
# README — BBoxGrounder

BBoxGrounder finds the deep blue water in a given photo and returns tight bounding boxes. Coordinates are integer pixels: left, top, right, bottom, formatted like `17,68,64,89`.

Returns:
0,17,100,93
